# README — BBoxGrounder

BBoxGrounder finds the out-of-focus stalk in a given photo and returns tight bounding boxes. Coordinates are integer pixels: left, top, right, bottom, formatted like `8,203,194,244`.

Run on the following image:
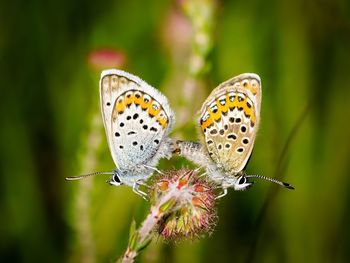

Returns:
180,0,216,124
161,0,216,129
73,113,102,263
70,48,125,263
181,0,216,78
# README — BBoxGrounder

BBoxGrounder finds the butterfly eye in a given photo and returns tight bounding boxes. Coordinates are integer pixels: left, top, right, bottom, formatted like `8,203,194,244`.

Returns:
238,176,246,185
108,173,122,187
113,174,121,184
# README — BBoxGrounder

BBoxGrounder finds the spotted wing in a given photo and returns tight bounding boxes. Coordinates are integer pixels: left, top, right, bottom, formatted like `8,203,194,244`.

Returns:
100,69,175,170
199,73,261,175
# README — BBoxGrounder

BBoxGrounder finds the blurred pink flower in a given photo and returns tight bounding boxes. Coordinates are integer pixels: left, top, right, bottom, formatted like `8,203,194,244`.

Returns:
88,48,126,70
160,7,192,55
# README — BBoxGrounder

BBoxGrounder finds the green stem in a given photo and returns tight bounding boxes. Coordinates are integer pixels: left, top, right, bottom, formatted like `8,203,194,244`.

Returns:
74,112,103,263
119,185,186,263
173,0,216,131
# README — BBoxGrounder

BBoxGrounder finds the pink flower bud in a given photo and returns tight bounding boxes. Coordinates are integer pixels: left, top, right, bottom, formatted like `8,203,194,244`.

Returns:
87,48,126,70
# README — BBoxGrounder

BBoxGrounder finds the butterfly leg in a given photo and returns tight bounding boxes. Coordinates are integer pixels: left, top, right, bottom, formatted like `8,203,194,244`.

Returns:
196,168,208,179
143,165,164,175
215,188,228,199
194,166,205,173
136,179,151,189
133,181,149,201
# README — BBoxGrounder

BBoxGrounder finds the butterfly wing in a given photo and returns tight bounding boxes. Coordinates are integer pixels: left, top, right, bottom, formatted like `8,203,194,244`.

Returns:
100,69,175,173
199,73,261,175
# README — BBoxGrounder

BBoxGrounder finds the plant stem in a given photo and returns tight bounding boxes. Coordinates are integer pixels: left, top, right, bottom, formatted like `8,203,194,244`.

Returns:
119,191,179,263
182,0,215,78
74,112,103,263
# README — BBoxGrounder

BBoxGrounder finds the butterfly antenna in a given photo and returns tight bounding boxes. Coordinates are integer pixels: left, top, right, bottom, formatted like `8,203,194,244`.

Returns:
246,174,295,190
65,171,114,181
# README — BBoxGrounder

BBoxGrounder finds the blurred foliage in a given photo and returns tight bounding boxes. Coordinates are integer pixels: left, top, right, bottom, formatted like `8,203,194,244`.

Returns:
1,0,350,262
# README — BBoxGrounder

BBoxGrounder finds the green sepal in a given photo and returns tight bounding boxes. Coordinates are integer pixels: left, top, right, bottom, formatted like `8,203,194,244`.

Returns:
149,188,157,205
136,237,152,252
128,219,137,244
128,229,139,251
159,198,176,213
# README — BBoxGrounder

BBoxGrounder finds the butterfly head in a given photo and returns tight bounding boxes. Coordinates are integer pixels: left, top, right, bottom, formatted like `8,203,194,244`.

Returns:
221,174,253,191
232,175,253,191
108,171,123,186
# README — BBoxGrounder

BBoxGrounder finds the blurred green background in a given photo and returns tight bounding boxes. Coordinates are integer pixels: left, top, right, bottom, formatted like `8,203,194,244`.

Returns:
1,0,350,262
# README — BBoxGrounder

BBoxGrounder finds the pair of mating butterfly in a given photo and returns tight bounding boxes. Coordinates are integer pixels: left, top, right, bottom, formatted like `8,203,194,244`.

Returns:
67,69,293,199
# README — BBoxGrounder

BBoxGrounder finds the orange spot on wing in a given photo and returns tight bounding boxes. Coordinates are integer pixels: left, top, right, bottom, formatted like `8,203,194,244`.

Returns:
156,115,168,128
227,95,238,109
125,94,133,106
200,107,220,131
243,103,253,118
116,98,125,113
201,117,213,130
245,82,259,95
149,105,161,117
134,92,142,105
140,95,152,110
217,97,229,114
210,109,221,122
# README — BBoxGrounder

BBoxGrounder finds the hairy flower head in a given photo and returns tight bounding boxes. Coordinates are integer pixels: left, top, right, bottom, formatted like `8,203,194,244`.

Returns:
150,168,217,240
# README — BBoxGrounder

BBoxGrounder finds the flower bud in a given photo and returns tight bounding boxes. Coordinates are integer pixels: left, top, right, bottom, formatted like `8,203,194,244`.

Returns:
87,48,126,70
150,168,217,240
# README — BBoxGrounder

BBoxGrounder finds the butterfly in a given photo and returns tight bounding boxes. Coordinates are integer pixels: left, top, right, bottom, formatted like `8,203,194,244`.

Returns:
67,69,175,198
174,73,293,198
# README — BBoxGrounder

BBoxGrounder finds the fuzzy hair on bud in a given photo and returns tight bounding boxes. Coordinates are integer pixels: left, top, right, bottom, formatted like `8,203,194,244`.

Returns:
150,168,217,240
